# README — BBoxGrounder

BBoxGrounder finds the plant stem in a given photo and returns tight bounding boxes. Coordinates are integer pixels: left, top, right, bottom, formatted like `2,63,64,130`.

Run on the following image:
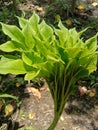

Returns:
47,112,60,130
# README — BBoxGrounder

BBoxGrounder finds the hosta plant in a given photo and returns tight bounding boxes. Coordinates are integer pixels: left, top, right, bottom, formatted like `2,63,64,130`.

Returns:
0,12,97,130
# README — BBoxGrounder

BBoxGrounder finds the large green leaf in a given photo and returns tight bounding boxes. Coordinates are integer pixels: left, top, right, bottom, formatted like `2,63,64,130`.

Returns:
85,34,97,52
22,52,45,67
17,16,28,29
58,20,68,32
57,46,68,63
54,26,69,48
87,61,97,73
39,20,53,41
64,28,81,48
22,23,35,49
1,23,25,44
65,47,81,59
73,39,84,48
29,12,40,32
0,41,25,52
69,28,79,44
84,54,97,73
24,70,40,80
0,57,33,74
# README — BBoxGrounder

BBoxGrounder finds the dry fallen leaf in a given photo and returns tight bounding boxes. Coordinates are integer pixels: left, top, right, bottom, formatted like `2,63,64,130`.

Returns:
37,7,43,12
28,112,36,119
5,104,14,116
89,91,96,97
77,4,84,10
78,86,88,96
65,19,72,26
92,2,98,6
16,82,21,87
96,109,98,112
27,87,41,99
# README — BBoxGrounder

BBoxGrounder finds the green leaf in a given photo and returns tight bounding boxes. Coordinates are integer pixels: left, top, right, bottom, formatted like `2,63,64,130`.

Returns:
17,16,28,29
54,22,69,47
25,70,40,80
78,28,88,37
39,20,53,41
0,57,33,74
1,54,19,60
47,55,59,62
57,46,68,63
0,41,25,52
29,12,40,32
0,94,18,100
22,23,35,49
66,28,79,47
22,52,33,66
65,47,81,59
1,23,25,44
86,55,97,73
74,39,84,48
85,34,97,52
74,67,89,80
22,52,44,67
58,20,68,32
54,28,69,47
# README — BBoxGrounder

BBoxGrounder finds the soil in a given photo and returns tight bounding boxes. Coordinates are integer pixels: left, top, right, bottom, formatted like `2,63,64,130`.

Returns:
0,75,98,130
0,0,98,130
14,83,98,130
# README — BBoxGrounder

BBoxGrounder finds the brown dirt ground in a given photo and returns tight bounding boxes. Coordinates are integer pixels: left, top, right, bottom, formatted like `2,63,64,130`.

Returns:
14,84,98,130
1,77,98,130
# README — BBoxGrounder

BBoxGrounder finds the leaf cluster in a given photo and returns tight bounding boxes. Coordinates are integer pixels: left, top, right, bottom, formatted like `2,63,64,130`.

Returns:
0,12,97,83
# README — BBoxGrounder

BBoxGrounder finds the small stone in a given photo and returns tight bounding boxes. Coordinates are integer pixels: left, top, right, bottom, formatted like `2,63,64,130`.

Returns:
60,116,64,121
